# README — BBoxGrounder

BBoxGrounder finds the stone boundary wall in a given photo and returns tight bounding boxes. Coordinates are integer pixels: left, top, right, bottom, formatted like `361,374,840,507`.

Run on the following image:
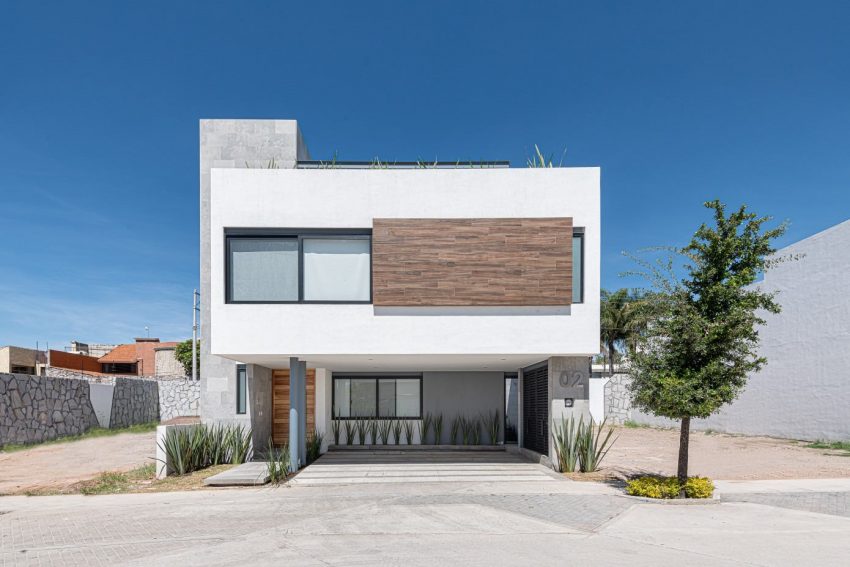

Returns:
110,377,159,428
603,374,633,425
2,372,201,446
0,373,98,445
158,379,200,422
44,368,200,423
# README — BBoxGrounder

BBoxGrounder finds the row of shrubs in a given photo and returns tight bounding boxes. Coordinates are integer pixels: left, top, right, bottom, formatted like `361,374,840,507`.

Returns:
626,476,714,499
330,411,502,446
158,423,253,476
551,415,617,473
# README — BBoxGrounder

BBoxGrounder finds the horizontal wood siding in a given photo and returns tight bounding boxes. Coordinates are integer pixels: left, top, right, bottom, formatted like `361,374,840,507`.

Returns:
372,218,572,306
272,369,316,446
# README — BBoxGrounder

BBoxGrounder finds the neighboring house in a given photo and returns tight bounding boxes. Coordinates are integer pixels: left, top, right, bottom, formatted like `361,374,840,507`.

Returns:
624,219,850,441
200,119,600,468
98,338,180,376
0,346,47,375
67,340,119,359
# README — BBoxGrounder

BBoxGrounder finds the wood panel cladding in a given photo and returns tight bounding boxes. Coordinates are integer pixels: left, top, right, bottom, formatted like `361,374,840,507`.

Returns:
272,369,316,446
372,218,572,306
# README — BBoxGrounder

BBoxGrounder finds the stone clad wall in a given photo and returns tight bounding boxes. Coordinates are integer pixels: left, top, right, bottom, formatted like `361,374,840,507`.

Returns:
110,377,160,428
0,373,98,445
603,374,633,425
158,379,200,422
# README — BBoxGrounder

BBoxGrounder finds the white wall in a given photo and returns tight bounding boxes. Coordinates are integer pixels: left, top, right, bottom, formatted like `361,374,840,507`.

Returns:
209,167,600,371
630,220,850,442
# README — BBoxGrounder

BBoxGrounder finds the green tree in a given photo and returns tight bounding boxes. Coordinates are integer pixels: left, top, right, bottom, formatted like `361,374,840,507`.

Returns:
629,201,787,494
174,339,199,377
600,289,648,375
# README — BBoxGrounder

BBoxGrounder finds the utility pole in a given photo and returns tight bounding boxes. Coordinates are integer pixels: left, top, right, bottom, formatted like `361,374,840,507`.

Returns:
192,289,200,381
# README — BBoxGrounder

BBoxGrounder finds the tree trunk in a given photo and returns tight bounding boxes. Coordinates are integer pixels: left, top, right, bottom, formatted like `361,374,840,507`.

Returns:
608,341,615,376
677,416,690,497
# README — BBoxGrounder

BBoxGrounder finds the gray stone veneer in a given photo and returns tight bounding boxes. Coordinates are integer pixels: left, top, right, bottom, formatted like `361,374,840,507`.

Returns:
0,373,98,445
109,377,160,428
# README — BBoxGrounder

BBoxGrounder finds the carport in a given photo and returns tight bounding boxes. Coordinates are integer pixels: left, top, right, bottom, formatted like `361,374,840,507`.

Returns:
289,450,559,485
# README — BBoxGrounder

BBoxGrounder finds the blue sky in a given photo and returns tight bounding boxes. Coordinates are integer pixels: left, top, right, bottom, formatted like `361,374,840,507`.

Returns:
1,1,848,349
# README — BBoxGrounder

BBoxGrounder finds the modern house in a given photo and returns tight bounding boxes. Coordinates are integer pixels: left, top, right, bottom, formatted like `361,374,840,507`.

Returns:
0,346,47,375
200,119,600,469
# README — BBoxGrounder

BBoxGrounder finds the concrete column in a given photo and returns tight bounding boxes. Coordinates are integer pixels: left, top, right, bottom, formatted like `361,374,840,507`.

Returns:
298,360,307,462
289,357,301,471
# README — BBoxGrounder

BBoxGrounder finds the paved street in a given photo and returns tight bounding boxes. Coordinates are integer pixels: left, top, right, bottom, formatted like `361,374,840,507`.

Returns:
1,472,849,566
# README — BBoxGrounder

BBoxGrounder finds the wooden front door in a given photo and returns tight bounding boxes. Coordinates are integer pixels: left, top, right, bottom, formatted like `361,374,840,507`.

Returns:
272,369,316,446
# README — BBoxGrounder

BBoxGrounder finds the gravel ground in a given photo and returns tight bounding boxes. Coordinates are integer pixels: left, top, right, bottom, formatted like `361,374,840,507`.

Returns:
0,431,155,495
603,426,850,480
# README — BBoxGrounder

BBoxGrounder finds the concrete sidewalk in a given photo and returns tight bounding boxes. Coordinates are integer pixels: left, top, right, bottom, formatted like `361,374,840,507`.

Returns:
715,477,850,494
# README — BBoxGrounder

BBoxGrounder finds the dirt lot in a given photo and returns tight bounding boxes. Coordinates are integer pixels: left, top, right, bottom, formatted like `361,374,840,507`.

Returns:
603,426,850,480
0,431,155,495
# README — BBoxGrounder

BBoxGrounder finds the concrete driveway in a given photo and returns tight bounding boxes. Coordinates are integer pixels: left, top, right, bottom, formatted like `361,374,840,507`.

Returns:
290,450,558,485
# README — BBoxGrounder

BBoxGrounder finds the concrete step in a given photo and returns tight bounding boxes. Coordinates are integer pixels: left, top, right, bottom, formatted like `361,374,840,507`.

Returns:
204,462,270,486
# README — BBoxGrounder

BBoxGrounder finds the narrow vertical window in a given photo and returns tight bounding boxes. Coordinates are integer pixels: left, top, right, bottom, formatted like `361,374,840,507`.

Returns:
572,231,584,304
236,364,247,414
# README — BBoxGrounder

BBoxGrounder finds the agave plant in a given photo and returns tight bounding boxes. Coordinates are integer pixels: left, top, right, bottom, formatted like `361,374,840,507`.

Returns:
470,418,481,445
307,428,324,464
403,420,414,445
484,410,501,445
577,418,617,473
450,416,462,445
460,417,472,445
266,438,291,483
378,420,392,445
355,419,366,446
332,417,341,446
367,419,378,445
552,415,581,473
420,413,434,445
433,413,444,445
526,144,566,168
344,420,355,446
226,424,253,464
392,420,403,445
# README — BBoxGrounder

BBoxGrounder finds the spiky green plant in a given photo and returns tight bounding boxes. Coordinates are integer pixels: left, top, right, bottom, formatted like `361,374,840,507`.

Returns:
367,419,378,445
484,410,501,445
332,417,341,446
526,144,566,168
266,438,291,483
450,416,462,445
420,413,434,445
403,420,414,445
355,419,367,446
377,420,392,445
577,418,617,473
307,428,324,464
344,420,355,446
433,414,444,445
206,424,227,465
226,424,253,464
552,415,582,473
470,418,481,445
392,420,402,445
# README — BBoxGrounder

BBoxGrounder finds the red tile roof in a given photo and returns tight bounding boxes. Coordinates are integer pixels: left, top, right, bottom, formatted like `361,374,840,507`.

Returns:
99,339,179,375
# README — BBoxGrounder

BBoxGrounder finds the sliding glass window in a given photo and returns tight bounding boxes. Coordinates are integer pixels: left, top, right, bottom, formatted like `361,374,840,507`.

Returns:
333,375,422,419
226,231,371,303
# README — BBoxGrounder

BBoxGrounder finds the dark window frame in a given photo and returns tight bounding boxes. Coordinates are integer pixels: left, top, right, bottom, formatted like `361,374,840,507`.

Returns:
331,373,423,420
225,229,373,305
572,228,585,304
236,364,247,415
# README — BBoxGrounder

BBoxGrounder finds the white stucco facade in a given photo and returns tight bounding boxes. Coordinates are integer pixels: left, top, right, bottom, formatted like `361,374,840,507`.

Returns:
209,167,600,372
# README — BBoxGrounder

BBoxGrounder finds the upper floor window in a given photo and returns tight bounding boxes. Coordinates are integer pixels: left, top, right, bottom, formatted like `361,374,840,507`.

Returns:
572,229,584,304
226,231,371,303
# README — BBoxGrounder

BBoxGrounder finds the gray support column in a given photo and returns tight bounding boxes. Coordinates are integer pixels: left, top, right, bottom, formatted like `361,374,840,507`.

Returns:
298,360,307,462
289,357,301,471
